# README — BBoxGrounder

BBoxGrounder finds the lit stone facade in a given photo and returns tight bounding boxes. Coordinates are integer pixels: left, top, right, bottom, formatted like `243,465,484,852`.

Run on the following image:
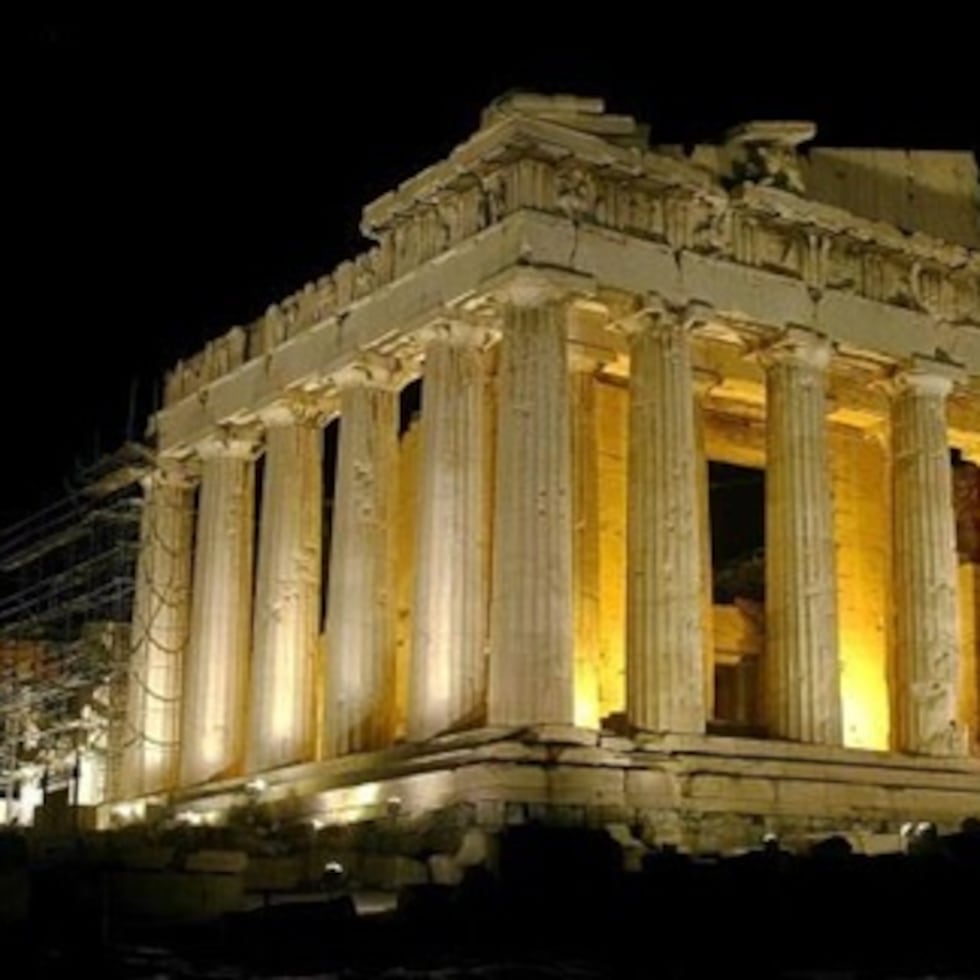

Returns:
119,95,980,849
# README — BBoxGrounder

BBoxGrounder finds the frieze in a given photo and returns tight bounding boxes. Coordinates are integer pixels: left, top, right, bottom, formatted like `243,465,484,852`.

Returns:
162,142,979,409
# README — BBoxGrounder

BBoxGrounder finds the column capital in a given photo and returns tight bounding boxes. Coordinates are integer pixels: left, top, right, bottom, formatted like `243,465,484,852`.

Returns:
889,353,965,399
195,426,262,462
488,267,594,309
611,295,713,337
258,391,337,429
330,353,401,392
142,456,197,491
416,317,499,350
758,326,832,371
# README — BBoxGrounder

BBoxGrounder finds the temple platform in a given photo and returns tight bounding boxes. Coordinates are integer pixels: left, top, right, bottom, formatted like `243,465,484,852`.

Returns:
111,727,980,854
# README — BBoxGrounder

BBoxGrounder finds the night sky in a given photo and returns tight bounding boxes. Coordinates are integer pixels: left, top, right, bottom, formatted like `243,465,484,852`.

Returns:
6,14,978,528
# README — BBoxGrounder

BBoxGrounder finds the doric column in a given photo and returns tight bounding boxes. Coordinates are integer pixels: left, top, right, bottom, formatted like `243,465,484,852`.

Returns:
179,433,256,786
570,351,602,730
247,400,324,773
324,362,399,756
622,304,705,734
488,283,575,726
762,328,841,744
890,357,965,755
122,463,194,797
408,322,491,741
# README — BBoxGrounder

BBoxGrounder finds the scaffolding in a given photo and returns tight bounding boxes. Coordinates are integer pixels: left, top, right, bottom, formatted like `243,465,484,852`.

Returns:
0,443,150,825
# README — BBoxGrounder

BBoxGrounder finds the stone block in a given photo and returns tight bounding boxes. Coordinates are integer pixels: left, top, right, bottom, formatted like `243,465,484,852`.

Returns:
547,766,625,806
528,725,599,747
473,741,545,762
734,777,778,806
686,773,777,810
455,762,549,800
775,780,828,812
599,735,635,753
825,781,890,812
625,768,677,806
556,746,626,767
688,774,736,800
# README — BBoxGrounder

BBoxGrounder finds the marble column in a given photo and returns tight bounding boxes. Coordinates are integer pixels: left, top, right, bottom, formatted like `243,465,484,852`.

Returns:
122,464,194,797
762,328,841,744
624,307,705,734
247,401,323,773
488,290,575,726
891,359,965,755
408,323,490,740
570,353,602,730
324,363,399,756
179,434,256,786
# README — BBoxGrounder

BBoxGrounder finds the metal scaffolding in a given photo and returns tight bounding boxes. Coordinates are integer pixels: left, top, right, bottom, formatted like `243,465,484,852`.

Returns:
0,444,150,824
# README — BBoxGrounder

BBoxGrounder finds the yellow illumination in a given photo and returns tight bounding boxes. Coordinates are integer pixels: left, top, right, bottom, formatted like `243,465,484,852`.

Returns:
574,652,601,729
832,426,892,751
840,646,890,749
595,381,628,718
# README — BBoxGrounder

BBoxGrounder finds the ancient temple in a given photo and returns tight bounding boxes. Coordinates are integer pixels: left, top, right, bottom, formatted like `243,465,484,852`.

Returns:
117,94,980,851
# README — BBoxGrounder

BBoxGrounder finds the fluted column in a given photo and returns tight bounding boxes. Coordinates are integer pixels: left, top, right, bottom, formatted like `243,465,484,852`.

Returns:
122,463,194,797
408,323,492,739
570,352,602,730
247,401,324,772
623,306,705,733
488,287,575,726
762,328,840,744
891,358,965,755
324,363,399,756
179,434,256,786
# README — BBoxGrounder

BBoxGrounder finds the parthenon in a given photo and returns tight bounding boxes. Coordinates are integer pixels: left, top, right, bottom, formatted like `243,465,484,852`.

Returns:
112,93,979,849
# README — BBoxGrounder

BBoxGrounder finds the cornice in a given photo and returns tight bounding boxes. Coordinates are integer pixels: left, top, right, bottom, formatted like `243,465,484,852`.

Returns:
161,113,979,415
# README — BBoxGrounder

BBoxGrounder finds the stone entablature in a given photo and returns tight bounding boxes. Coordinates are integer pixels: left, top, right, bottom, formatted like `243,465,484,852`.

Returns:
161,94,980,420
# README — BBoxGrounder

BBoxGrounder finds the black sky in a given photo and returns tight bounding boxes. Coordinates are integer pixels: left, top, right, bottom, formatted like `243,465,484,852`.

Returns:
5,13,978,527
